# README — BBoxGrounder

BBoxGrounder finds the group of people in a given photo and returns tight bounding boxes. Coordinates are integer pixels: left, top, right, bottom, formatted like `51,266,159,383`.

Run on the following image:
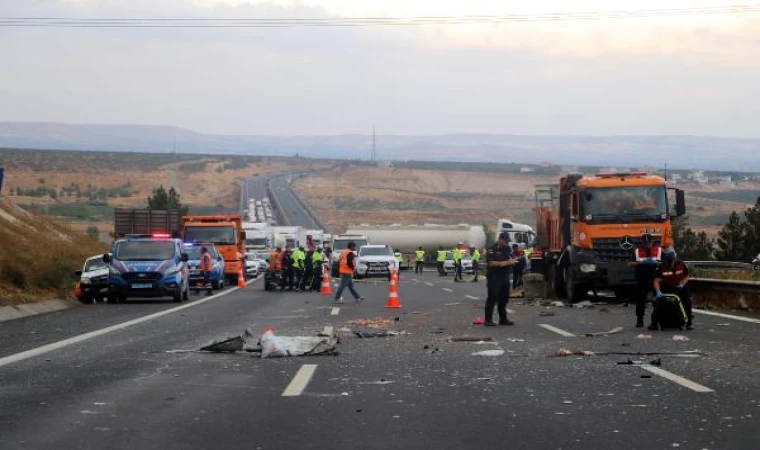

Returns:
632,233,694,330
268,245,333,292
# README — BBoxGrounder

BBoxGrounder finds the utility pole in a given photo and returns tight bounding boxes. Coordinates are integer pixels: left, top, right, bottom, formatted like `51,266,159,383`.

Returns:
371,125,377,163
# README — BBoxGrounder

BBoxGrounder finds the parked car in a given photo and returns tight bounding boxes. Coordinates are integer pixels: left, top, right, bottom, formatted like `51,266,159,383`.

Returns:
251,251,270,272
245,253,261,277
74,254,110,303
443,252,474,274
184,243,226,290
355,244,398,279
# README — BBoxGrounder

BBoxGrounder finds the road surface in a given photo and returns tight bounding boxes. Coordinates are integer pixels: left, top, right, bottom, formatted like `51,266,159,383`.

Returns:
1,272,759,449
267,175,322,229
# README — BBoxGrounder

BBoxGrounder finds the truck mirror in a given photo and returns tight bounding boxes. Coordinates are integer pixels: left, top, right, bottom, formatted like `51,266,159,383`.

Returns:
675,189,686,217
180,253,189,262
102,254,112,263
74,270,83,277
240,231,247,240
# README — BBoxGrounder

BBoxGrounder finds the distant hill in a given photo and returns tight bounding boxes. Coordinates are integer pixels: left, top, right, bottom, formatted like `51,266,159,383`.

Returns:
1,122,759,171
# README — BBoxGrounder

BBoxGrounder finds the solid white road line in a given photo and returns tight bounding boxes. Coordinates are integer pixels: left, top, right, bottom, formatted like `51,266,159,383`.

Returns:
331,307,340,316
693,309,760,324
442,288,454,292
641,365,714,393
538,324,576,337
465,295,480,300
282,364,318,397
424,282,434,287
0,277,261,369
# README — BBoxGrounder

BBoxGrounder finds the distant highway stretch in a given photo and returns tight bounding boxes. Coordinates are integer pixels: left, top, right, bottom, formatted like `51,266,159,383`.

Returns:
241,173,323,230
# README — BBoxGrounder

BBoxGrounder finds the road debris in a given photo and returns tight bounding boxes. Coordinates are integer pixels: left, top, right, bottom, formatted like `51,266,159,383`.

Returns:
451,336,494,342
508,338,526,343
552,301,566,307
260,330,337,358
539,311,555,317
650,358,662,366
641,375,652,379
635,334,653,339
358,380,395,385
472,317,485,325
348,318,394,329
573,300,594,308
444,302,461,306
472,349,505,357
585,327,624,337
199,335,245,353
354,330,404,338
672,335,690,341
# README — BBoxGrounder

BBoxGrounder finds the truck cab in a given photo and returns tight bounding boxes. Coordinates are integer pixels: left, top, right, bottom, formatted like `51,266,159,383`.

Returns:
183,216,246,284
104,235,190,303
330,234,369,277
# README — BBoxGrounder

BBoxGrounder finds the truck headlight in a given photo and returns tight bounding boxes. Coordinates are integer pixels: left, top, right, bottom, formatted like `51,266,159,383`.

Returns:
580,263,597,273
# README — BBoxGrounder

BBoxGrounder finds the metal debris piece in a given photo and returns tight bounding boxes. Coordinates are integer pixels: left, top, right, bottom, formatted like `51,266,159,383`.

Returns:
672,335,689,341
348,318,394,329
573,300,594,308
354,330,402,338
539,311,556,317
586,327,624,337
451,336,494,342
650,358,662,366
199,336,245,353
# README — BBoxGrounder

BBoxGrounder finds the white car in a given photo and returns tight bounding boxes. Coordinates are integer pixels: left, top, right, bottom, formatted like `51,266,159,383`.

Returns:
252,251,270,272
443,252,474,274
75,255,110,303
244,254,261,277
356,245,398,279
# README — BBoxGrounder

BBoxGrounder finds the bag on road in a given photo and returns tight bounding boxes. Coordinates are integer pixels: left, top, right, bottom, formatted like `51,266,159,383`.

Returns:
260,330,337,358
653,293,687,330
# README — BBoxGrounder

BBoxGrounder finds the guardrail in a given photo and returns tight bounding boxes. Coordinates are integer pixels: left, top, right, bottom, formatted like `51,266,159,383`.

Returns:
690,277,760,292
685,261,754,271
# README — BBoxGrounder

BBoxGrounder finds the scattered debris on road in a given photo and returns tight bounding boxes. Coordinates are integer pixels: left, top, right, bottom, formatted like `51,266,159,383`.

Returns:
539,311,555,317
635,334,653,339
354,330,404,338
349,318,394,329
586,326,624,337
573,300,595,309
472,317,484,325
451,336,494,342
260,330,337,358
672,335,690,341
472,349,505,357
200,335,245,353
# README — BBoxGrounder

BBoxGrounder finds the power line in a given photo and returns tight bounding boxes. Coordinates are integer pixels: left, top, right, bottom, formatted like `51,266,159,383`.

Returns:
2,4,760,28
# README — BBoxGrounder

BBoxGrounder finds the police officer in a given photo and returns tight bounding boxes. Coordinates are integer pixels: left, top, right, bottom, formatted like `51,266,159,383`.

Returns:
436,246,447,276
414,246,426,274
281,247,295,291
654,249,694,330
292,246,305,292
485,232,517,326
452,244,463,282
311,247,324,291
301,247,315,292
629,233,662,328
470,247,481,282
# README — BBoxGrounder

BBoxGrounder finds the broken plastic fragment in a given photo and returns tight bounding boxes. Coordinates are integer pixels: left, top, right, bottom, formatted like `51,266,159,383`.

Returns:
472,317,485,325
472,350,505,357
672,335,689,341
199,336,245,353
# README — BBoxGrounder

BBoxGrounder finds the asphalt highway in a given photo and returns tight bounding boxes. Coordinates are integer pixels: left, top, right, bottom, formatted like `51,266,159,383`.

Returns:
267,175,322,229
1,272,759,450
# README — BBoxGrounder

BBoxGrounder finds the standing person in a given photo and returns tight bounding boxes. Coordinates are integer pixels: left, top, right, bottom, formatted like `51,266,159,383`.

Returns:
470,247,481,282
485,232,517,326
629,233,662,328
436,246,447,276
199,246,214,296
268,246,283,288
334,242,364,304
311,247,324,291
301,247,315,292
281,247,295,291
292,246,305,292
452,244,463,282
323,245,333,273
511,244,526,288
414,246,426,274
653,249,694,330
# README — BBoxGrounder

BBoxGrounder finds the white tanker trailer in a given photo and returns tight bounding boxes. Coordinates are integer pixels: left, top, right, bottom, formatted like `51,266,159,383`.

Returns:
344,224,486,254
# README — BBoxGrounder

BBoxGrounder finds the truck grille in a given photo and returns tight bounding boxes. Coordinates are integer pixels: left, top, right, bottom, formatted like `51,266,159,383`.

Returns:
592,237,662,262
122,272,163,282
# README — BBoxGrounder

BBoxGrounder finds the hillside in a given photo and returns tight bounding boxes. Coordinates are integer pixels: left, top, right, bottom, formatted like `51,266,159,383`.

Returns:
0,197,106,305
2,122,760,170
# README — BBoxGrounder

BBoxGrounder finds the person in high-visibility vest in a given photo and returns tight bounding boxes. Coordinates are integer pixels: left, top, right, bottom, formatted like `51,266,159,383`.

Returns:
199,246,214,295
334,242,364,304
414,246,426,274
310,248,324,291
470,247,481,282
452,244,463,282
301,247,314,292
436,246,447,276
292,247,306,292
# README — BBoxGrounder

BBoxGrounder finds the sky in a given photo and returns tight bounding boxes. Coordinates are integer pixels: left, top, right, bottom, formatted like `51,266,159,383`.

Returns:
1,0,760,137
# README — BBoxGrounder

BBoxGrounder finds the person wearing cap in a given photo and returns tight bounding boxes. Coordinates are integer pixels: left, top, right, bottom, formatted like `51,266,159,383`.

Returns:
653,249,693,330
452,243,464,282
484,232,518,326
470,246,481,282
628,233,662,328
334,241,364,304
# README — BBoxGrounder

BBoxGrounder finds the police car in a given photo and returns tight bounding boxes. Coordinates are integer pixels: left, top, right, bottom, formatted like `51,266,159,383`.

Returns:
443,251,474,274
74,254,110,303
104,234,190,303
355,244,398,279
184,243,226,290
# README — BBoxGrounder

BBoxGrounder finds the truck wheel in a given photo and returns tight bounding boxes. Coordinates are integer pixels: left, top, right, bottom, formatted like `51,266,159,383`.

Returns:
564,266,587,303
551,265,567,299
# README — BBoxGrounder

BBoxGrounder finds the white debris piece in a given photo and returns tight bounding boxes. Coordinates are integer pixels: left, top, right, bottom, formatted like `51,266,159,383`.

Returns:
672,335,690,341
472,350,505,357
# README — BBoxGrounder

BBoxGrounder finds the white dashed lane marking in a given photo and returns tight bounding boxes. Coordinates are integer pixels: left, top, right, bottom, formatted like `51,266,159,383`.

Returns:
642,365,714,393
282,364,318,397
538,324,576,337
331,307,340,316
442,288,453,292
693,309,760,324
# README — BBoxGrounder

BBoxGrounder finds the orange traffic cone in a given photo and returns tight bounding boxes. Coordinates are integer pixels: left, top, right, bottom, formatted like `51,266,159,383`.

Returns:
320,266,332,296
237,269,246,288
386,269,402,309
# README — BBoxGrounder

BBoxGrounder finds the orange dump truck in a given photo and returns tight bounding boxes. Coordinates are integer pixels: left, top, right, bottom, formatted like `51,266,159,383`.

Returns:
534,172,685,302
182,215,246,283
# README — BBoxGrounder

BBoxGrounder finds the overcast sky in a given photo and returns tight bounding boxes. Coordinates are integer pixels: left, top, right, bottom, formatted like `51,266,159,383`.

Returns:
1,0,759,137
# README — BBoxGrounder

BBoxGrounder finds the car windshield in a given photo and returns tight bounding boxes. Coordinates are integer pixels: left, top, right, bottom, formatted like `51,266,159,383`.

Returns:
359,247,392,256
334,239,368,251
85,258,108,271
184,226,236,244
185,246,218,260
115,241,175,261
581,186,667,220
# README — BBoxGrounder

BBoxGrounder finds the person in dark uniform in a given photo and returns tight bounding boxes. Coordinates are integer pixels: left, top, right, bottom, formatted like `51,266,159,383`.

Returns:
301,247,315,292
628,233,662,328
281,247,295,291
485,232,518,326
654,249,694,330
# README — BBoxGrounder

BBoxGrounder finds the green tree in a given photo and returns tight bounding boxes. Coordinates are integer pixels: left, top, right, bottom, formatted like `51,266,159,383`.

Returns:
147,185,188,215
86,226,100,241
715,211,749,261
742,197,760,258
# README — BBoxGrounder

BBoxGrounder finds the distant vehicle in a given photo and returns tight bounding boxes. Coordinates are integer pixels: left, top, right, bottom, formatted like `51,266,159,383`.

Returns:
74,255,110,303
113,208,182,238
104,234,190,303
244,253,261,277
344,224,485,254
356,245,398,279
331,234,370,277
443,251,474,274
251,251,269,272
495,220,536,249
183,243,225,290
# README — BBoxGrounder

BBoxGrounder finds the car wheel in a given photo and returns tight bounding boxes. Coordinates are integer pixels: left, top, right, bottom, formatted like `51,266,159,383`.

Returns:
173,288,183,303
117,293,128,304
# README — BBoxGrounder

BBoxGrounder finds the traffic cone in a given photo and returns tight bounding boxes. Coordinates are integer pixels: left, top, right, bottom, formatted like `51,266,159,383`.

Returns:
237,269,246,288
320,266,332,296
386,269,402,309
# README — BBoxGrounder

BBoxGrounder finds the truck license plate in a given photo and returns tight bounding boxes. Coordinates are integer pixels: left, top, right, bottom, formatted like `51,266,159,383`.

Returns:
131,283,152,289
